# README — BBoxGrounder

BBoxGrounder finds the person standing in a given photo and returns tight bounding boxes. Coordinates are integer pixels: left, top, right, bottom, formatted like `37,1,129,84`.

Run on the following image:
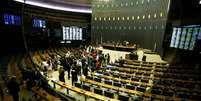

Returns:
0,85,4,100
119,57,124,67
66,58,71,79
71,63,78,86
59,67,65,83
83,66,88,77
107,53,110,64
7,77,20,101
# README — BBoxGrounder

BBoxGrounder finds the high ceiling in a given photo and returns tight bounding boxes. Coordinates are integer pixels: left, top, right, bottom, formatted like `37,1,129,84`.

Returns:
31,0,91,7
49,0,91,5
14,0,92,13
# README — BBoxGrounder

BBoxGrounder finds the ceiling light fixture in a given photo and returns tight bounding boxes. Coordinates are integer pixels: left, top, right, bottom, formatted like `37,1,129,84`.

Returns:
13,0,92,13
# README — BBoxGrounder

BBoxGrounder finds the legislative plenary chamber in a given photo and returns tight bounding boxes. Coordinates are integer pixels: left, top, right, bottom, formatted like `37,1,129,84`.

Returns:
0,0,201,101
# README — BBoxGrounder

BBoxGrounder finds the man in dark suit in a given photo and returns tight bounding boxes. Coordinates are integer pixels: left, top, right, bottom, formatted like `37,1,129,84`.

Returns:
71,62,78,85
59,67,65,83
7,77,20,101
142,54,146,62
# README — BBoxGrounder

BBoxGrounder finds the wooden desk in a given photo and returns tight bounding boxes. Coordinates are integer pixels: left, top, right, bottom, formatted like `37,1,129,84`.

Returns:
115,63,153,71
92,73,201,94
110,64,201,82
82,78,176,100
100,68,151,79
125,59,168,65
87,74,198,101
51,80,119,101
102,67,201,84
32,87,61,101
102,44,136,52
124,59,169,67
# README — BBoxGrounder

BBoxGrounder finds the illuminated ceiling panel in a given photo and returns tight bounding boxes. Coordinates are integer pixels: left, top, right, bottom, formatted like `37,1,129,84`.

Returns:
14,0,92,13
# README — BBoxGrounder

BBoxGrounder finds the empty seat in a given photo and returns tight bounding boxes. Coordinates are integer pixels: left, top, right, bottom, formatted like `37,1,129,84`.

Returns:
151,89,161,94
136,87,146,92
177,93,190,99
144,73,150,76
103,72,110,76
130,83,139,86
82,84,90,91
104,80,112,85
191,95,201,100
113,82,122,87
86,76,93,80
110,68,117,71
120,81,127,85
94,77,102,82
96,71,102,74
141,79,149,83
162,91,174,97
104,91,114,98
118,94,129,101
94,88,103,95
74,82,82,88
131,77,139,81
113,74,119,78
121,75,128,79
136,72,143,75
126,84,135,90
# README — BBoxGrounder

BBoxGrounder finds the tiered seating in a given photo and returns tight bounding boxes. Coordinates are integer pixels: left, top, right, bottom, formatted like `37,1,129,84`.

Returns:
82,75,177,100
14,47,201,101
107,64,201,84
98,59,201,100
51,80,118,101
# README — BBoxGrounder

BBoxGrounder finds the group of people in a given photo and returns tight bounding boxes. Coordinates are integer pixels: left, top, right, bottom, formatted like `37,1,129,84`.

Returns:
41,46,111,85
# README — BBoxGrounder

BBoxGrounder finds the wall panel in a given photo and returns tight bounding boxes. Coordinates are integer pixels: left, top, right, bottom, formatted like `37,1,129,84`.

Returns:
92,0,170,54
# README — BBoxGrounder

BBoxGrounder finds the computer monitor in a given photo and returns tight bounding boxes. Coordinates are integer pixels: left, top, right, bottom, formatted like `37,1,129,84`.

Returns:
104,91,114,98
